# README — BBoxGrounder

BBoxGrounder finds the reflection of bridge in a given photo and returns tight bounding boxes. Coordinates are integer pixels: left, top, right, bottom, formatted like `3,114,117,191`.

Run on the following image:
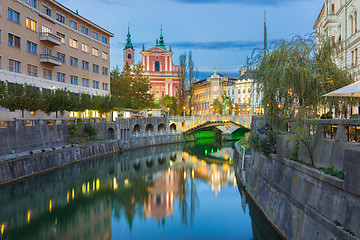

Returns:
170,116,251,133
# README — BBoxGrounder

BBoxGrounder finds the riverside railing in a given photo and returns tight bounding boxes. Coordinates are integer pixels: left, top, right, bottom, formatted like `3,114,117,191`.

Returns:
182,116,251,132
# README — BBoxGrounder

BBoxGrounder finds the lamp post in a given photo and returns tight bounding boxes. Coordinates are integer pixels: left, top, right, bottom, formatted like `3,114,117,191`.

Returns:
183,106,185,117
191,107,194,116
167,107,170,117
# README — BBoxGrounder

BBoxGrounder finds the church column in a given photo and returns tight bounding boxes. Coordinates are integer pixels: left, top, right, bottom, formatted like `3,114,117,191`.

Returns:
147,56,150,70
165,83,169,95
165,56,168,71
170,83,173,96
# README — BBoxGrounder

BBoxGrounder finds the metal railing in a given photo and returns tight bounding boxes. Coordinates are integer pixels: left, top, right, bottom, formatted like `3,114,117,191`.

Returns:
182,116,251,132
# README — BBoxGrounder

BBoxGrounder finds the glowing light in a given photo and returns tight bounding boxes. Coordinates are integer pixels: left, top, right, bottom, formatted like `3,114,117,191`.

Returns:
1,224,4,235
93,180,95,191
211,149,214,154
229,157,232,162
96,179,100,191
87,182,90,193
192,169,195,178
124,179,129,186
113,177,118,190
211,163,217,169
200,160,207,166
205,149,208,156
82,184,86,195
72,189,75,199
217,148,220,153
27,210,31,223
183,171,187,180
168,168,171,175
49,200,52,213
234,176,237,187
67,191,69,203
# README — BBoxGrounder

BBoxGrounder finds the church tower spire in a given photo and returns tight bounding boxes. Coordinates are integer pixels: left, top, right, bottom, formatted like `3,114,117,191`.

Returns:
158,25,166,50
123,26,135,65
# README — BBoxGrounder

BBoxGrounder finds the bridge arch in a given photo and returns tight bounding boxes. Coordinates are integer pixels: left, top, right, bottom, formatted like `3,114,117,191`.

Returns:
146,124,154,132
158,123,166,132
170,123,177,131
108,127,115,139
133,124,141,133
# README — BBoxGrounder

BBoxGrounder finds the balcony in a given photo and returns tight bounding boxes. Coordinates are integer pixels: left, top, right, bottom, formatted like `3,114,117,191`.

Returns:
39,32,62,45
40,54,62,66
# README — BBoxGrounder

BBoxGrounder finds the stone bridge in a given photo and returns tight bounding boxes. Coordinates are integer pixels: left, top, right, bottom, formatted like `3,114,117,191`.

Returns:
169,116,251,134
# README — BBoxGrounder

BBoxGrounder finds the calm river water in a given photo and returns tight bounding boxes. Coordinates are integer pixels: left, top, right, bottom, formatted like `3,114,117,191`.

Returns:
0,139,283,240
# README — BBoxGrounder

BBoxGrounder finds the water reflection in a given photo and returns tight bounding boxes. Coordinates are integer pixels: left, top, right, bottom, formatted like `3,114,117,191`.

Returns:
0,142,282,240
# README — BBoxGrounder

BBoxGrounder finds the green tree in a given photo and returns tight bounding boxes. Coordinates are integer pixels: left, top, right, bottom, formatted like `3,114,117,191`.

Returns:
160,95,178,115
24,85,42,114
211,98,223,115
177,54,187,112
111,62,154,110
250,35,353,130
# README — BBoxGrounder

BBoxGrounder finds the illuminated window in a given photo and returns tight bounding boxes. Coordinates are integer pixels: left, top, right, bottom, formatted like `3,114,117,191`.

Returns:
69,38,78,48
26,18,37,31
42,25,52,33
56,32,65,43
27,64,37,76
102,52,108,60
82,43,89,52
8,8,20,23
92,48,99,56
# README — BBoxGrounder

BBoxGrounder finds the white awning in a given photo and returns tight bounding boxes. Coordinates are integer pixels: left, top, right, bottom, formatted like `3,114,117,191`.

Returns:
323,81,360,97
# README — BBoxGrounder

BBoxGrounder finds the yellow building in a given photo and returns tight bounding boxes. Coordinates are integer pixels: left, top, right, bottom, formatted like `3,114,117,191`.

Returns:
0,0,113,118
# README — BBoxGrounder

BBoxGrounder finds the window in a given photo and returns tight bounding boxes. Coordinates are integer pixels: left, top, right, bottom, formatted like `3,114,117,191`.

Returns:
356,48,358,66
69,20,77,30
92,31,98,40
355,12,358,33
8,33,20,48
42,47,51,55
69,38,78,48
26,18,37,31
8,8,20,23
102,36,108,44
82,61,89,70
70,57,78,67
82,43,89,52
9,59,21,73
82,78,89,87
27,64,37,76
92,48,99,56
127,54,131,59
93,80,99,89
57,72,66,82
56,32,65,43
26,0,37,8
56,12,65,23
102,83,108,91
57,52,65,63
155,61,160,71
70,76,78,85
102,67,108,75
43,68,52,80
81,26,88,35
331,4,335,15
93,64,99,73
42,4,51,17
42,25,52,33
27,41,37,54
102,52,108,60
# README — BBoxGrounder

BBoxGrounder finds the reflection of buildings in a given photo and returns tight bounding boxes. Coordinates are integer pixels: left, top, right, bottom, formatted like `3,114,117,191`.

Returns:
143,170,181,220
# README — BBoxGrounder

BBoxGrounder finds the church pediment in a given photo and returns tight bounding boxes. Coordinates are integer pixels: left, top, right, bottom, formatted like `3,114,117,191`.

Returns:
143,47,171,54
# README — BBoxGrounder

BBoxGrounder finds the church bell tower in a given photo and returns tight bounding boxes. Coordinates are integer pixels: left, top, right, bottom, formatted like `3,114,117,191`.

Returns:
123,27,135,66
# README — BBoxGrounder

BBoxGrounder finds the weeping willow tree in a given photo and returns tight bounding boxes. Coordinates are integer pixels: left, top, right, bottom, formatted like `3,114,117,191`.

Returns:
249,34,354,130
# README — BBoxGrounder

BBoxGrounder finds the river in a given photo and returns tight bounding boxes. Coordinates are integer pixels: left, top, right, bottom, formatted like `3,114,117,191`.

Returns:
0,139,283,240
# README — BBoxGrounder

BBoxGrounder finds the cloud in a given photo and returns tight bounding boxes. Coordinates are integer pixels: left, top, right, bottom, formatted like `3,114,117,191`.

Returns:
166,40,264,50
169,0,301,6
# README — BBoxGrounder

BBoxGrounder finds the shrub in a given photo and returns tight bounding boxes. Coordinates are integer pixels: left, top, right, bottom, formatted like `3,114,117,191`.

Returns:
320,112,333,119
83,123,98,137
319,167,345,179
249,130,277,156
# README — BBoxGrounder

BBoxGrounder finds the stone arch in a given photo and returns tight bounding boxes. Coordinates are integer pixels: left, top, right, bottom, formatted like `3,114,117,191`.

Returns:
108,127,115,139
158,123,165,132
133,124,141,133
170,123,177,131
146,124,154,132
127,53,132,59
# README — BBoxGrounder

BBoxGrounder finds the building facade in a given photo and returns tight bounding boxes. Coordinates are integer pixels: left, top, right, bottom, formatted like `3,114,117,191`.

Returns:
314,0,360,80
124,29,179,102
0,0,113,96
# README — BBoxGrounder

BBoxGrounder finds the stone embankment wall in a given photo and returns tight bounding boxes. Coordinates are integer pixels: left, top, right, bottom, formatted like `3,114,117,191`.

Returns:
0,134,185,185
234,147,360,240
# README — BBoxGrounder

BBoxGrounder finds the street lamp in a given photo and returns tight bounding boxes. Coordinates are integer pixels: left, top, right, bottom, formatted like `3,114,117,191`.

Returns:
191,107,194,116
183,106,185,117
167,107,170,117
